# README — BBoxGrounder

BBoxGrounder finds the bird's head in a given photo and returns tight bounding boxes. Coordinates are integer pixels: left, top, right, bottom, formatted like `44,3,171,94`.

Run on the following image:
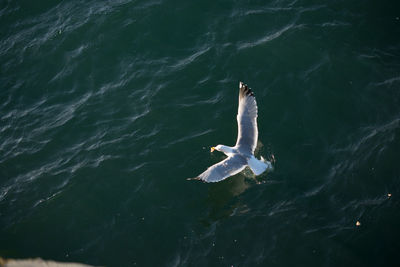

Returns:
210,145,223,152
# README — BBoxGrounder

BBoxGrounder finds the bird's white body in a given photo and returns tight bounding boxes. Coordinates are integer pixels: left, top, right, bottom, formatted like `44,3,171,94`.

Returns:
213,145,271,176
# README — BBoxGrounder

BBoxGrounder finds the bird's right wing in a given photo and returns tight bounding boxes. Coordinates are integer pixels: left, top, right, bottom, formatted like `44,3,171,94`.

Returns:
235,82,258,154
194,154,247,183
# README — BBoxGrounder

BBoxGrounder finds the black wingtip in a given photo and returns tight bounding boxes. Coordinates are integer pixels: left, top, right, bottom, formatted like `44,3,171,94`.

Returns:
239,81,254,98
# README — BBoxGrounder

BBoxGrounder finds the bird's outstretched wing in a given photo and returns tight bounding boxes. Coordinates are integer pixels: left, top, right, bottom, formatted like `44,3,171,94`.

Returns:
235,82,258,155
195,154,247,183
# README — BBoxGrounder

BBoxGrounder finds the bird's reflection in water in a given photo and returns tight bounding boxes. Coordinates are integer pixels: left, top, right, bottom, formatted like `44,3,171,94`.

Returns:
201,171,258,226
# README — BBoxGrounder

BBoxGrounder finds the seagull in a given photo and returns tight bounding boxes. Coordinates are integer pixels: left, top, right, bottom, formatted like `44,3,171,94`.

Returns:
190,81,273,183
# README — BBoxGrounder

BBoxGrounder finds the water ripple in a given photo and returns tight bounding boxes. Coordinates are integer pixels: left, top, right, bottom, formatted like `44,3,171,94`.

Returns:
237,23,303,50
171,46,211,70
374,76,400,87
162,129,214,148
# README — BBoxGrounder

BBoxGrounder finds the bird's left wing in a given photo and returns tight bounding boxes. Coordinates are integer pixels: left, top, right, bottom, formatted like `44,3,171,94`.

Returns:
194,154,247,183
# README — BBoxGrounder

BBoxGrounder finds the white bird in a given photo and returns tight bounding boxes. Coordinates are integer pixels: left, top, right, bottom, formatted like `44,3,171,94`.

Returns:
190,81,273,183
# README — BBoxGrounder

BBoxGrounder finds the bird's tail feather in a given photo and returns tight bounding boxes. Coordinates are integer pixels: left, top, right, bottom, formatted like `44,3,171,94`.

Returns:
247,156,272,175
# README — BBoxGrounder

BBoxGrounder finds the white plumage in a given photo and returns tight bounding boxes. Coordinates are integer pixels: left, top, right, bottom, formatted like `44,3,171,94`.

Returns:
190,82,273,183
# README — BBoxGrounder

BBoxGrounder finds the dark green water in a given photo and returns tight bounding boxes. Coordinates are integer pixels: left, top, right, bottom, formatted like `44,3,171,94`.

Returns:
1,0,400,266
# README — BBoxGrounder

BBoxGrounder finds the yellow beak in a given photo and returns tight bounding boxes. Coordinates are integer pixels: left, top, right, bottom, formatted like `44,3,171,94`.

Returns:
210,147,215,152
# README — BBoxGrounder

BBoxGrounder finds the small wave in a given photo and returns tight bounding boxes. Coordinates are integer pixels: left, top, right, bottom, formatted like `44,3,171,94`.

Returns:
39,92,92,131
126,162,147,173
268,200,295,216
49,44,89,83
303,224,340,235
134,126,160,141
177,91,223,108
162,129,214,148
237,23,302,50
1,96,46,121
340,196,387,212
0,185,11,202
4,157,65,198
318,21,351,28
230,2,324,17
33,190,63,207
135,0,163,10
89,154,120,168
243,7,294,16
327,117,400,184
301,55,330,81
171,46,211,70
374,76,400,87
303,184,325,197
348,118,399,157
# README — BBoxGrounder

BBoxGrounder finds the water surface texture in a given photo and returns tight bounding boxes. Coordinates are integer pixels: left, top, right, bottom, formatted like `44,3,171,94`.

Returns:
1,0,400,266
